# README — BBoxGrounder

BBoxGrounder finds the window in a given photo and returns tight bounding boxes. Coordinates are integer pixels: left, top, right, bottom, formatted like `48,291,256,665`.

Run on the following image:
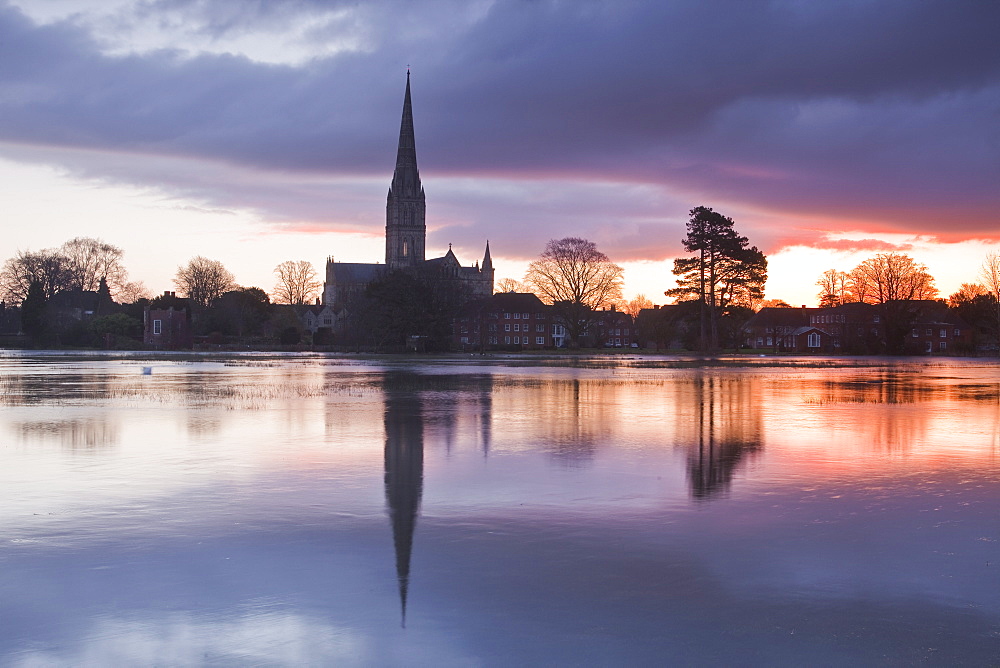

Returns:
505,313,511,319
323,317,333,325
153,319,162,335
940,329,947,338
513,324,520,332
460,336,469,344
514,336,519,344
939,341,947,351
536,337,545,345
925,341,933,353
954,328,961,336
624,328,629,335
536,324,544,332
912,328,918,337
523,313,530,319
766,336,772,346
505,324,511,331
489,336,497,345
402,239,409,257
488,324,497,332
926,328,932,336
873,315,880,323
504,336,511,344
807,332,821,348
756,337,763,347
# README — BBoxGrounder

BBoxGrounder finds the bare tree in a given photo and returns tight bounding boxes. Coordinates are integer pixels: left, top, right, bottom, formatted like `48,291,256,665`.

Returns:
495,277,526,294
272,260,321,305
60,237,128,293
0,248,72,304
848,252,937,303
623,294,654,318
524,237,624,345
816,269,850,306
117,280,152,304
175,256,236,307
979,251,1000,350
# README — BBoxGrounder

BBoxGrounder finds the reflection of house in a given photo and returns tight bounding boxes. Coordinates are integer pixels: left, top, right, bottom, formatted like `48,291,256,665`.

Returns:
322,72,493,312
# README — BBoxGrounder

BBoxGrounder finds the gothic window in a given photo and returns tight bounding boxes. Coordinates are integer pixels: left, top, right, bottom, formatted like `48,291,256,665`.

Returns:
402,239,409,257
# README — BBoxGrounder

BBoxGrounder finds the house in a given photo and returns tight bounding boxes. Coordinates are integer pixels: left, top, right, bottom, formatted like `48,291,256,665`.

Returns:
144,293,193,349
453,292,564,351
743,307,821,351
592,306,635,347
635,305,685,350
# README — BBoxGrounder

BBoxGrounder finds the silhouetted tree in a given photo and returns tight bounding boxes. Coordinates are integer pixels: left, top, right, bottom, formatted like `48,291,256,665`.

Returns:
843,253,938,354
209,287,272,339
0,248,72,304
668,206,767,351
272,260,321,305
60,237,128,294
174,256,235,307
524,237,624,346
20,280,51,347
623,294,654,318
980,252,1000,351
816,268,849,307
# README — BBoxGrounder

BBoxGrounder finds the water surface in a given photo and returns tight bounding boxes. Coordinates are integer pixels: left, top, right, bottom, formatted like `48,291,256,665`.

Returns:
1,352,998,665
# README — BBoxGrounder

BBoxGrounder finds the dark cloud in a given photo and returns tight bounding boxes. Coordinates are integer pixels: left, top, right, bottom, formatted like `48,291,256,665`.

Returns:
1,0,999,262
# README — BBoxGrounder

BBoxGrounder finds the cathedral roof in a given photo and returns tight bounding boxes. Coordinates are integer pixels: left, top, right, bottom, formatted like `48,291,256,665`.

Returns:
328,262,382,283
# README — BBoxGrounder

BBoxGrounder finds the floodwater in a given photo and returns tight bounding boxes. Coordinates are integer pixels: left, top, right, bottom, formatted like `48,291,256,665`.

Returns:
1,352,999,666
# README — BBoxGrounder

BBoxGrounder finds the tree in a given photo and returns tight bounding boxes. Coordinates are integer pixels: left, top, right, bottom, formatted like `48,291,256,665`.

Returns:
816,269,849,307
20,280,51,347
60,237,127,294
174,256,235,307
623,294,654,318
523,237,624,346
209,287,272,339
848,252,937,304
272,260,321,305
759,299,792,309
0,248,72,304
842,252,938,354
495,277,526,294
978,252,1000,351
667,206,767,351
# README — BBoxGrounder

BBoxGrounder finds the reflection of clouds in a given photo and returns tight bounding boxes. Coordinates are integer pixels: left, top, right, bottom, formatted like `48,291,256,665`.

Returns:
16,612,366,666
16,418,119,450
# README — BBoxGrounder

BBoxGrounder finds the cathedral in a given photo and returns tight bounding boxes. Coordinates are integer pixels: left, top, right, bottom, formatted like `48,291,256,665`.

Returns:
322,72,494,309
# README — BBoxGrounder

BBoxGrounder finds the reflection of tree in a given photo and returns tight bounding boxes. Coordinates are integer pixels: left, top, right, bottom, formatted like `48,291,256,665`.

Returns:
382,374,424,627
16,418,119,450
680,374,763,500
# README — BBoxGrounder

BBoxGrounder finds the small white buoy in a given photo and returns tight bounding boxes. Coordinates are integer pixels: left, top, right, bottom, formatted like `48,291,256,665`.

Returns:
141,366,153,375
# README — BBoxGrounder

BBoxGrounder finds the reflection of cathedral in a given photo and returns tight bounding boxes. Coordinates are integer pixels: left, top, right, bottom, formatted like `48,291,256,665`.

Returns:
323,73,494,309
383,377,424,626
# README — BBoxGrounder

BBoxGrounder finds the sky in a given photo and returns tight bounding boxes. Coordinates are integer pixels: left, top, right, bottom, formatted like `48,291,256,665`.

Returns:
1,0,999,307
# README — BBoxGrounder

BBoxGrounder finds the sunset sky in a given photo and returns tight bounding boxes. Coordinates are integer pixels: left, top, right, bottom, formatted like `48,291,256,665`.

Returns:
1,0,998,307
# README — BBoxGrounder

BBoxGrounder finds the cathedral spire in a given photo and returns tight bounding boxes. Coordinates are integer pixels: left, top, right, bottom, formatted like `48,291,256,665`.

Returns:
386,71,426,268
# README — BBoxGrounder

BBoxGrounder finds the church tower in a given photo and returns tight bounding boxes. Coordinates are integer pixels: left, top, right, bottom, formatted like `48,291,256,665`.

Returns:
386,71,426,269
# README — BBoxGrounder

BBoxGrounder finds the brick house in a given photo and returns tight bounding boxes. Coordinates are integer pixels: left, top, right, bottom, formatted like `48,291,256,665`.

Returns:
592,306,635,347
144,296,193,349
743,307,822,351
453,292,565,351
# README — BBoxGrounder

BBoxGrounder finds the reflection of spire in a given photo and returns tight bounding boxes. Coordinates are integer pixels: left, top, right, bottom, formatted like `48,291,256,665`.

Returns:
383,378,424,627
